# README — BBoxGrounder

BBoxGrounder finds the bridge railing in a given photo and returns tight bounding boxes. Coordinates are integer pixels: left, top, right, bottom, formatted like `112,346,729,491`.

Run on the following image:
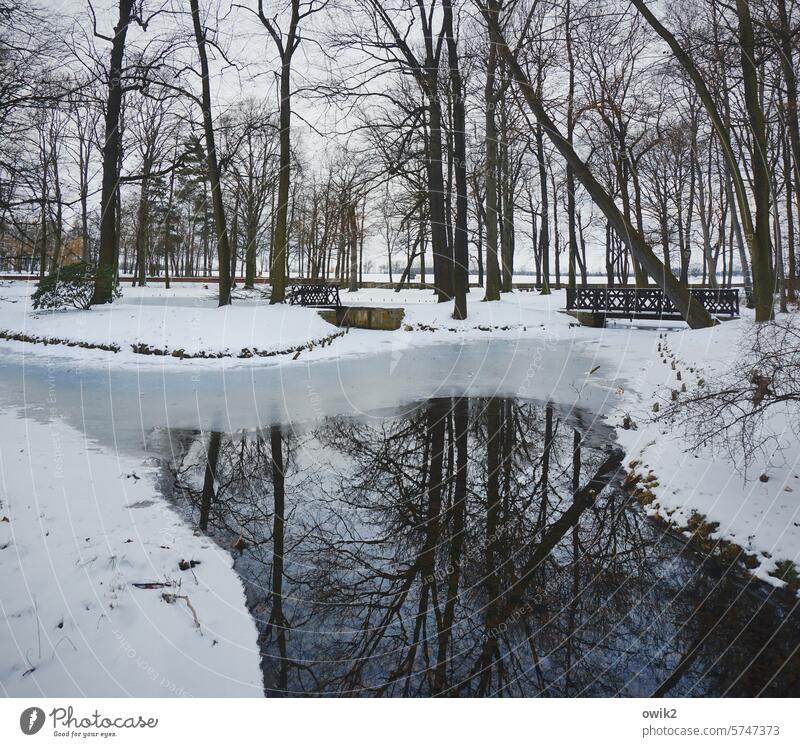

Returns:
286,283,342,308
566,286,739,319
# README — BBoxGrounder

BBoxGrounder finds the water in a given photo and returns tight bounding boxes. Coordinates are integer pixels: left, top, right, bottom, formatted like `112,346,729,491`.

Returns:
2,336,797,696
153,397,800,697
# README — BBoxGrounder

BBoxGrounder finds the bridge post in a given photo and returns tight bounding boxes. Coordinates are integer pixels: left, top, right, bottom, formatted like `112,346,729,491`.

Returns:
571,310,606,328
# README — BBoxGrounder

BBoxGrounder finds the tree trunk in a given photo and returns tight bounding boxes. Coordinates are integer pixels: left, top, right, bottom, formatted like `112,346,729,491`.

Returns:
134,164,150,287
483,39,501,302
38,149,47,279
444,0,469,319
190,0,232,306
565,0,578,290
536,121,550,295
348,198,358,292
50,143,64,274
735,0,773,320
784,128,797,301
91,0,133,304
777,0,799,300
499,98,514,292
475,195,485,287
245,207,258,289
230,183,240,287
427,100,454,301
271,59,292,302
164,157,175,290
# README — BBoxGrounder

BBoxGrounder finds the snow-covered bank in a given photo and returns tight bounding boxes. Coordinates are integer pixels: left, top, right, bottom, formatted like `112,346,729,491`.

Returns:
0,280,339,359
614,318,800,590
0,281,567,365
0,408,263,697
0,280,587,372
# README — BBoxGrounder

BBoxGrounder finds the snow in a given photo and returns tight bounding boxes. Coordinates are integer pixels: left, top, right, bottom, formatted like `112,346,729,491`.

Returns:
0,280,587,374
1,277,799,697
0,280,338,358
611,319,800,587
0,280,665,370
0,407,263,697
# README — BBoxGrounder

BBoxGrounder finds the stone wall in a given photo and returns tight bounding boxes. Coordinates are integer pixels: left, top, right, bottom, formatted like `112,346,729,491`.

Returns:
318,306,405,331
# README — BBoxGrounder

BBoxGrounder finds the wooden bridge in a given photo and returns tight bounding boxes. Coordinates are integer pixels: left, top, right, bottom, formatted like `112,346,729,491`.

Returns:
286,282,342,309
566,286,739,325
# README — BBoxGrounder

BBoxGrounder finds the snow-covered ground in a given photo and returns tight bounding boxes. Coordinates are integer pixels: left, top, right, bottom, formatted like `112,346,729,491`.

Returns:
1,278,798,696
0,280,592,373
614,319,800,589
0,280,597,368
0,281,338,358
0,407,263,697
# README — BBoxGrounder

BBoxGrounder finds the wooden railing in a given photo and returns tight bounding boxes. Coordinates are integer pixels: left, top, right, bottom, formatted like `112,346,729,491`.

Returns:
286,283,342,308
566,286,739,319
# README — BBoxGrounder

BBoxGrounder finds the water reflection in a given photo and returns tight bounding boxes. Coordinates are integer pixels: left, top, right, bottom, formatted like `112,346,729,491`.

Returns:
155,398,800,697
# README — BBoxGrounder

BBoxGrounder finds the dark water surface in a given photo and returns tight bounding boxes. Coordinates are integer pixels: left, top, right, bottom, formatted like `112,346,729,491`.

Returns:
153,397,800,697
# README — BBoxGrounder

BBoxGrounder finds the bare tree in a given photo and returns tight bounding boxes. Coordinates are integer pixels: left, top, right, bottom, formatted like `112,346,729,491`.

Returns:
443,0,469,318
254,0,328,303
189,0,233,306
92,0,138,304
476,0,715,328
659,316,800,473
630,0,773,322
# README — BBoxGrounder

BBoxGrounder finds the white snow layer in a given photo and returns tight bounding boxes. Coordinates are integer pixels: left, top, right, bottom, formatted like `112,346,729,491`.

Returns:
0,408,263,697
0,280,337,357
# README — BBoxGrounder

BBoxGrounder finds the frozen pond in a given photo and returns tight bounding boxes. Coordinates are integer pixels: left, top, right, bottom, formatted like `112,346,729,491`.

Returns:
1,339,798,697
0,337,615,453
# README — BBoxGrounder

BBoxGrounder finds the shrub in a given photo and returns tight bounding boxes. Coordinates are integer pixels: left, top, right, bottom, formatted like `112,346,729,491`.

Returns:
658,316,800,474
31,261,119,310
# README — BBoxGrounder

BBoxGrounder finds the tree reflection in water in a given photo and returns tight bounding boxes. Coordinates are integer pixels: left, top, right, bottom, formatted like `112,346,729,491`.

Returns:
158,398,800,697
